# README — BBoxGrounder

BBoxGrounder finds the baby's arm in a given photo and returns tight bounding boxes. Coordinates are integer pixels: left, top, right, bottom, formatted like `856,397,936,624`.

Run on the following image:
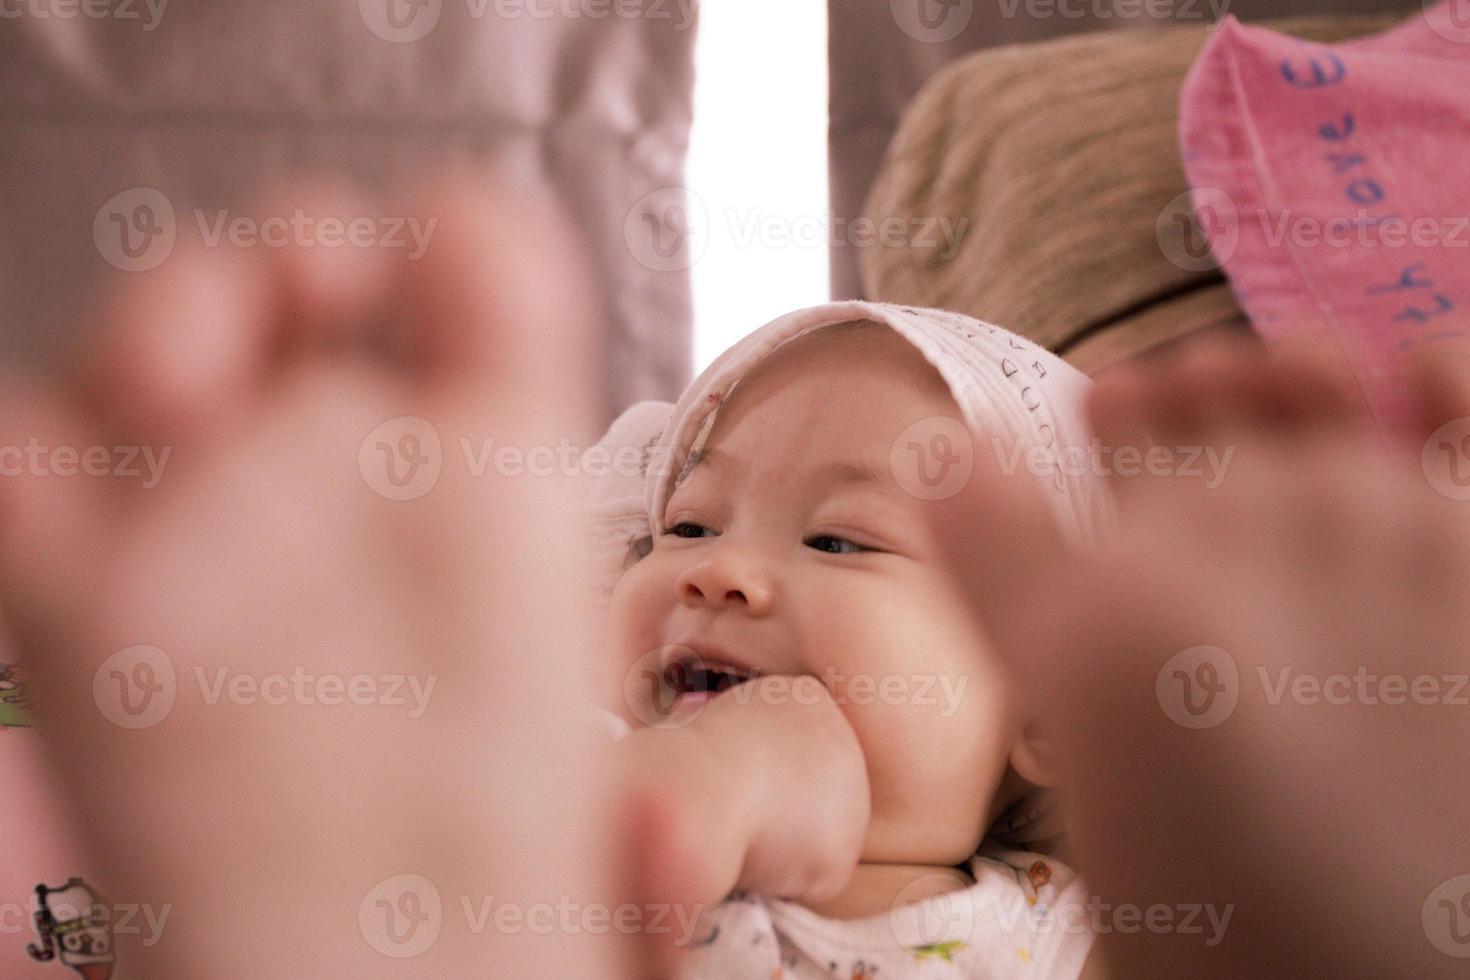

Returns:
622,675,870,910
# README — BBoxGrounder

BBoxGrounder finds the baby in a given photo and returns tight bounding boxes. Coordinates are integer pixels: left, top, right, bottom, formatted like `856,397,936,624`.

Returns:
592,303,1113,978
3,193,1466,977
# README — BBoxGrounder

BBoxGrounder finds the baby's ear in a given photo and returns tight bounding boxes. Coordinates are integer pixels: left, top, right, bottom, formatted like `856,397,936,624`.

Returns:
1010,723,1057,789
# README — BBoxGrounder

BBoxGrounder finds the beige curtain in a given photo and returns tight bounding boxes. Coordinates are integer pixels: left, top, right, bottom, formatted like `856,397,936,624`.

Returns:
830,0,1423,300
0,0,698,428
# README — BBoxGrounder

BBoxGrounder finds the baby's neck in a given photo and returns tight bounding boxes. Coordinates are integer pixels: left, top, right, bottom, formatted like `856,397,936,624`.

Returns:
800,861,974,921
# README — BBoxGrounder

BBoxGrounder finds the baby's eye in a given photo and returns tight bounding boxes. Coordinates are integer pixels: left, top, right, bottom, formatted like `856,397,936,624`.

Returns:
663,522,715,539
806,534,869,555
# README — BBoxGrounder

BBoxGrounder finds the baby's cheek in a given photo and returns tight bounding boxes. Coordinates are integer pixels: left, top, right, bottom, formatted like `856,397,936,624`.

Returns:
603,564,672,711
843,685,1014,863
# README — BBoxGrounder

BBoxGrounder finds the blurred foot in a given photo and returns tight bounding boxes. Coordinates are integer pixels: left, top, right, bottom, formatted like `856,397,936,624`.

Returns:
0,180,663,978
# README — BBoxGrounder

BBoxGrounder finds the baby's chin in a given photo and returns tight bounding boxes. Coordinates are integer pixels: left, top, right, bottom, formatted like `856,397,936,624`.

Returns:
859,819,987,870
860,771,1001,867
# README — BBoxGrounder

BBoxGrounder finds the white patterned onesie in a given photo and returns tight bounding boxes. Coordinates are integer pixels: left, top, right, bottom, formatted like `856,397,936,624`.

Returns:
677,847,1096,980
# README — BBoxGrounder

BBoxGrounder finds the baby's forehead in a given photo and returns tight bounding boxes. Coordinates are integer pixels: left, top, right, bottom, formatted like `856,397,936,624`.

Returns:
684,326,962,493
724,322,955,416
757,319,944,378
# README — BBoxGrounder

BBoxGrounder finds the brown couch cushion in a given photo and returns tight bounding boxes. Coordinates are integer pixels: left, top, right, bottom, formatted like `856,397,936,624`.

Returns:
859,17,1403,375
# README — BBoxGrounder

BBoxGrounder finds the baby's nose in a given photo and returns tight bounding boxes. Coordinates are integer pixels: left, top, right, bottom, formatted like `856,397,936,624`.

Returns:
677,552,774,614
682,579,750,607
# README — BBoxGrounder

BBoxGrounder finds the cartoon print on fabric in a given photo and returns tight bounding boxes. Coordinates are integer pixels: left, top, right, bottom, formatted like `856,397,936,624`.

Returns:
0,661,34,728
28,879,116,979
909,940,967,962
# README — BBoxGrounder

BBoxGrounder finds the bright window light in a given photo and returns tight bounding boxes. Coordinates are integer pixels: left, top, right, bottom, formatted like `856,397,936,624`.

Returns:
686,2,830,372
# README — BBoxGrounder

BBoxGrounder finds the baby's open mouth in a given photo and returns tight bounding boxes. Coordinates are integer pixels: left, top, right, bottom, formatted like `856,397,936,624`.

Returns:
663,657,757,701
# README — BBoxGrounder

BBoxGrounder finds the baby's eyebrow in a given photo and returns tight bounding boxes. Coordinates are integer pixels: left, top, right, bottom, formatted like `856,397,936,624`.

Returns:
687,447,723,471
673,446,719,487
815,459,893,490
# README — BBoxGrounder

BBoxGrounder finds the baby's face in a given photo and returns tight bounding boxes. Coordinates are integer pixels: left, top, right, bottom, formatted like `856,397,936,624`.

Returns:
609,325,1028,865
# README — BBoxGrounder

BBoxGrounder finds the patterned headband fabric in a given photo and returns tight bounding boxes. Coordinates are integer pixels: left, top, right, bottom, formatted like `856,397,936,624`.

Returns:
645,301,1114,553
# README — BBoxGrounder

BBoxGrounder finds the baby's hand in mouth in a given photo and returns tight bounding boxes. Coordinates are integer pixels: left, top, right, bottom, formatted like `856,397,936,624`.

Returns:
627,674,871,908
